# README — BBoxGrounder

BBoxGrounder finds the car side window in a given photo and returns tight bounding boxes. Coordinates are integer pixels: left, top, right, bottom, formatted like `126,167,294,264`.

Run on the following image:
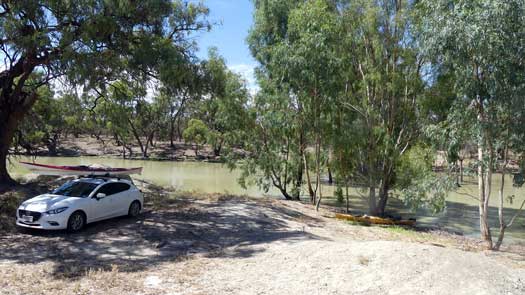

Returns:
95,184,112,196
94,182,131,197
113,183,131,194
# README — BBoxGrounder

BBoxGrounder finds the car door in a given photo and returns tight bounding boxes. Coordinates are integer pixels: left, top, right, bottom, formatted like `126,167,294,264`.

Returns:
110,182,132,216
90,183,120,221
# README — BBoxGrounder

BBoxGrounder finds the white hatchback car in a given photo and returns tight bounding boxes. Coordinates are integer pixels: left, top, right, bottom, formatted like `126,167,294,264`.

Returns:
16,177,144,232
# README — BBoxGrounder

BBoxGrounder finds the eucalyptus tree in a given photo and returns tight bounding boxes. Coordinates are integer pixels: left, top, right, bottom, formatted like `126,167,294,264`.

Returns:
246,0,343,204
0,0,210,189
233,83,303,200
183,118,209,157
162,70,202,148
335,0,426,216
105,81,163,158
418,0,525,249
243,0,305,200
196,48,250,157
246,0,438,211
283,0,341,208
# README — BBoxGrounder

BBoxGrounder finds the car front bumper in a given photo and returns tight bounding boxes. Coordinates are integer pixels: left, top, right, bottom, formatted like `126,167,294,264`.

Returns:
16,212,69,230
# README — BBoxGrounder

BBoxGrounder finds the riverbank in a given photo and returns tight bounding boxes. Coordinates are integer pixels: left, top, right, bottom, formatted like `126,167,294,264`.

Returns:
11,134,234,162
0,179,524,294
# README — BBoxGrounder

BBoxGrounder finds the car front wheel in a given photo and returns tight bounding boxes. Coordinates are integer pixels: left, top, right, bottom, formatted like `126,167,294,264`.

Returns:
67,211,86,232
128,201,141,217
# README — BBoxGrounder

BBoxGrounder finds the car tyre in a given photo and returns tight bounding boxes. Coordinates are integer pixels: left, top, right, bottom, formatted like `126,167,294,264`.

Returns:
128,201,141,217
67,211,86,232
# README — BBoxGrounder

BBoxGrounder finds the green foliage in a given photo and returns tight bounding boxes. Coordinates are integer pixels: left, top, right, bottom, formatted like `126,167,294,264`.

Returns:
396,145,434,189
396,145,454,214
0,0,212,181
194,49,251,157
183,119,209,156
417,0,525,248
335,186,344,204
242,0,433,209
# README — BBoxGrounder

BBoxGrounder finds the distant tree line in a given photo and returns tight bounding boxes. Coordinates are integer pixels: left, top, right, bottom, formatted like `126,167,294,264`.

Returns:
12,47,249,160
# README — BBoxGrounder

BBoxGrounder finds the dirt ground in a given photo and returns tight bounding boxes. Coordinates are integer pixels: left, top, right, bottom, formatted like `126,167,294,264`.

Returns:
1,194,524,295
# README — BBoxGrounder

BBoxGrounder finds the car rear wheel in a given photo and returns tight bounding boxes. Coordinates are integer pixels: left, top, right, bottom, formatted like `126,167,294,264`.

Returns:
128,201,141,217
67,211,86,232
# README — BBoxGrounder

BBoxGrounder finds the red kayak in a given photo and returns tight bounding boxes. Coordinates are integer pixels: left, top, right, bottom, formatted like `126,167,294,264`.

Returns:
19,162,142,176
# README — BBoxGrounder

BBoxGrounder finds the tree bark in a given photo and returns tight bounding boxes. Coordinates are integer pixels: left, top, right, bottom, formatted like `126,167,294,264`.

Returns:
459,158,464,184
294,161,303,201
0,126,16,190
494,158,506,250
368,186,376,216
128,118,147,158
303,153,315,204
478,145,493,249
170,118,176,148
345,185,349,214
0,57,40,190
377,181,390,217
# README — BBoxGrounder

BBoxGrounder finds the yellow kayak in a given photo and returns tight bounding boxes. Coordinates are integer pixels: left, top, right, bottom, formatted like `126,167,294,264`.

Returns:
335,213,416,226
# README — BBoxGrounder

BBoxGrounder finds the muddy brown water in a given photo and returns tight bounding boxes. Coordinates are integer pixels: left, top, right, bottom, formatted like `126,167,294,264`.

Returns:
8,156,525,244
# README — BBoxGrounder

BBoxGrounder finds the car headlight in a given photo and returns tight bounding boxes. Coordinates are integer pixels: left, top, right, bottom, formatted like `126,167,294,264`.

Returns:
46,207,69,215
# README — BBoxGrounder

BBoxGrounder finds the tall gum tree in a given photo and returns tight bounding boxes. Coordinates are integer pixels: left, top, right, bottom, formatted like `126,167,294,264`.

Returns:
418,0,525,249
338,0,423,216
0,0,209,190
244,0,305,200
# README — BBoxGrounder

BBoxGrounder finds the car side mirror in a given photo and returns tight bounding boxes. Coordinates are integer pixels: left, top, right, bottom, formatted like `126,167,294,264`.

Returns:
95,193,106,200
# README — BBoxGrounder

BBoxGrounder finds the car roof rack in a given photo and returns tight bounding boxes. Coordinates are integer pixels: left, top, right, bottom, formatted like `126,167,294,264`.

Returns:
78,174,130,181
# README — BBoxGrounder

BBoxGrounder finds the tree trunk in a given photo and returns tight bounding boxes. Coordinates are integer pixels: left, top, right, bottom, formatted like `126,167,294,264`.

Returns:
494,140,509,250
456,161,461,186
303,153,315,203
377,182,389,217
345,185,349,214
0,130,16,190
459,158,464,184
213,139,223,157
148,130,155,148
294,160,303,201
294,132,305,201
494,166,506,250
478,145,493,249
128,118,147,158
0,56,43,190
0,99,38,190
315,182,322,211
368,186,376,216
170,119,175,148
278,187,293,201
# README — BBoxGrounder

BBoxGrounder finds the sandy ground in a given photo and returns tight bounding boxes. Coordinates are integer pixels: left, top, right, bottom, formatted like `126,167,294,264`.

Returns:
0,195,524,295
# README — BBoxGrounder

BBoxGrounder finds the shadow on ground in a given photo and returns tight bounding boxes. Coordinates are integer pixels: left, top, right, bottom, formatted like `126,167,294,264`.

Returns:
0,196,328,279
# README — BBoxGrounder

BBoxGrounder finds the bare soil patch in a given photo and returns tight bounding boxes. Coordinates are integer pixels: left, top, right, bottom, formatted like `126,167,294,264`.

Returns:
0,192,524,295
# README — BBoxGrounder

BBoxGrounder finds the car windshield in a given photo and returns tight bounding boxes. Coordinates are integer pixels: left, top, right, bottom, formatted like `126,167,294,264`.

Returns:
52,181,98,198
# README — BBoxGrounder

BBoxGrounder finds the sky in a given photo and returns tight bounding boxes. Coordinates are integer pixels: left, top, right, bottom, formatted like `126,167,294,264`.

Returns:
192,0,258,93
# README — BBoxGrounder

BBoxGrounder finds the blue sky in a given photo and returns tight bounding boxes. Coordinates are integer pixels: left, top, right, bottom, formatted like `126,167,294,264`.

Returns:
192,0,257,92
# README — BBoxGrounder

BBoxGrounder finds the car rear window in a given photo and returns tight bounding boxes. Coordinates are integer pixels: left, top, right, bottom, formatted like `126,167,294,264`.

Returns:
53,181,98,198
